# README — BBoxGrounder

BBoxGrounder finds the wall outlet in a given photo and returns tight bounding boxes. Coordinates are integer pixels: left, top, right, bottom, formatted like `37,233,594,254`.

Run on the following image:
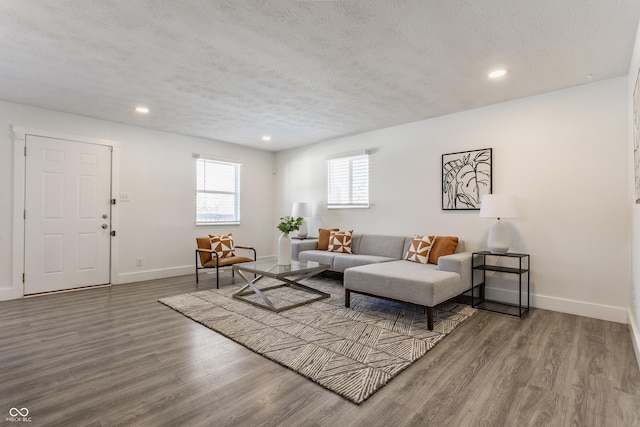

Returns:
120,192,131,202
136,257,143,267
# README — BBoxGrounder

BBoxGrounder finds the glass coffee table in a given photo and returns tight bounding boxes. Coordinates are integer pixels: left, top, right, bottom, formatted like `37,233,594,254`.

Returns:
232,258,330,312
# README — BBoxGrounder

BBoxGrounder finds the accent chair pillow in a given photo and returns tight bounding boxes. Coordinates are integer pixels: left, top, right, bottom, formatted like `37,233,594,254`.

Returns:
209,233,236,258
328,230,353,253
317,228,340,251
404,235,434,264
428,236,459,264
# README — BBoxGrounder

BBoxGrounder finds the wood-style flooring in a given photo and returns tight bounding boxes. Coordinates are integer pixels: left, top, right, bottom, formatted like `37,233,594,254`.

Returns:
1,273,639,426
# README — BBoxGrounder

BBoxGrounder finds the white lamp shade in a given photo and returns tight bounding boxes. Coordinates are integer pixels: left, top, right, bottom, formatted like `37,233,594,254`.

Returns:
479,194,518,219
291,202,312,218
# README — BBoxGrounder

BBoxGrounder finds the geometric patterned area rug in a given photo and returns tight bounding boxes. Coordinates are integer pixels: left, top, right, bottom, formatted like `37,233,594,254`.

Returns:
159,276,476,404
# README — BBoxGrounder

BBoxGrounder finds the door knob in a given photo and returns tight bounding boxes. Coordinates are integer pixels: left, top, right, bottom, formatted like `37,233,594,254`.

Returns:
101,224,108,229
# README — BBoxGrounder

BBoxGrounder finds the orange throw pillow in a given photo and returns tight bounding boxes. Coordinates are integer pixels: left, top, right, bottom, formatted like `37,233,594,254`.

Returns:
317,228,339,250
428,236,459,264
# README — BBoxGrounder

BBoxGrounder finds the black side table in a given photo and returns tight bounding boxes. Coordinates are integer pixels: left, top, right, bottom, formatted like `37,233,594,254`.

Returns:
471,251,530,318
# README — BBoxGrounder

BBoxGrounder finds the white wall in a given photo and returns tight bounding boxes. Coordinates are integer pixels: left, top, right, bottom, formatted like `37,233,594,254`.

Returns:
628,19,640,367
0,75,632,326
276,77,630,323
0,100,276,299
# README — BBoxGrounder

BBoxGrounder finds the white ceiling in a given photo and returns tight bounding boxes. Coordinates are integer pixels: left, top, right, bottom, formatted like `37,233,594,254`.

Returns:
1,1,639,152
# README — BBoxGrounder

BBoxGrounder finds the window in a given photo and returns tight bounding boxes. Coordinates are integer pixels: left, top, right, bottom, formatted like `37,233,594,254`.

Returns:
327,152,369,208
196,158,240,224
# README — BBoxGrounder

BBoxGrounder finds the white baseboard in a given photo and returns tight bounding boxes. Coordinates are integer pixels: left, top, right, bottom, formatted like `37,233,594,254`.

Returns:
114,265,194,284
0,287,15,302
629,310,640,371
485,286,628,324
112,256,273,285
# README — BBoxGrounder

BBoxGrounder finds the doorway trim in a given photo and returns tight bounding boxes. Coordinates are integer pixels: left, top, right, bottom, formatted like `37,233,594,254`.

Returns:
11,126,121,300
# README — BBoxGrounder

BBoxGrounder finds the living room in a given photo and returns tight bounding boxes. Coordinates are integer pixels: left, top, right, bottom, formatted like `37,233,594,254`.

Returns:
1,1,640,425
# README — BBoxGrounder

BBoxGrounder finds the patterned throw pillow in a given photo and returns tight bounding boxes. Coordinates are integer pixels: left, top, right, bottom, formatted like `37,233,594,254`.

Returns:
209,233,236,258
404,235,434,264
328,230,353,253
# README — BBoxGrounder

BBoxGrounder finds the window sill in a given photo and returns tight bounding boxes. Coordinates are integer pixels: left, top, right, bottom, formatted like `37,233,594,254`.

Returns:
327,205,370,209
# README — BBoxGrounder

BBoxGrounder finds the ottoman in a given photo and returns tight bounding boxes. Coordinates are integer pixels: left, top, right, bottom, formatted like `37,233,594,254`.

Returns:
344,260,466,330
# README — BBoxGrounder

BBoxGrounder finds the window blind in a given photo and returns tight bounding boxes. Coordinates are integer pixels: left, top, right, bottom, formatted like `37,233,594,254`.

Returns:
327,153,369,208
196,158,240,224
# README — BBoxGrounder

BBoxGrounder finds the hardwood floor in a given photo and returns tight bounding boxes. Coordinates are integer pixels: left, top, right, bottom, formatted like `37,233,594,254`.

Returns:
1,273,639,427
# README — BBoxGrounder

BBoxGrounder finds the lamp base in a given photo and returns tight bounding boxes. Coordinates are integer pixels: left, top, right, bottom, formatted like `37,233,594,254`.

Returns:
487,219,510,253
296,221,308,239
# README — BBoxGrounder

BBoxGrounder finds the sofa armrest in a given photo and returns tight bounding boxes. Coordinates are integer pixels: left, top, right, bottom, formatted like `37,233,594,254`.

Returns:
292,239,319,260
437,252,472,289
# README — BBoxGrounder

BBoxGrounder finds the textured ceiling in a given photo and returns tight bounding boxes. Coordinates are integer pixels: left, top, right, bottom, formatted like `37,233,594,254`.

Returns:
0,1,639,152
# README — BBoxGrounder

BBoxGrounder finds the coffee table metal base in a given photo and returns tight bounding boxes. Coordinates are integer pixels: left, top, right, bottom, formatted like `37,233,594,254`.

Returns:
232,269,330,313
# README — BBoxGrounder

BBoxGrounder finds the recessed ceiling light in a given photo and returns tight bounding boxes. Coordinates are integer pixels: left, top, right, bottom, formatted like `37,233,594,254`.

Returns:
262,135,271,142
488,69,507,79
134,106,149,114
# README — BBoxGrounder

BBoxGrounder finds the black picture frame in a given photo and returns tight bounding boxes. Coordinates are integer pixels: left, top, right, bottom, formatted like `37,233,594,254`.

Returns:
442,148,492,210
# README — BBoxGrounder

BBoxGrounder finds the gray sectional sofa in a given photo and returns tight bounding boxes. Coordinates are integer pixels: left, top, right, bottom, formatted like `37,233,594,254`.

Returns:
292,233,472,330
292,234,410,272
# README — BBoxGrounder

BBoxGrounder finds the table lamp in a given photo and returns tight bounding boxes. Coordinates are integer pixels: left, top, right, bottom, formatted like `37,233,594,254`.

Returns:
292,202,312,238
479,194,518,253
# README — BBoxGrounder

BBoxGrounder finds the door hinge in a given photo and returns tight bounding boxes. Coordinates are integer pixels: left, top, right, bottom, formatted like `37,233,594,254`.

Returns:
110,230,116,237
23,209,26,220
111,199,116,205
22,273,25,283
24,146,27,156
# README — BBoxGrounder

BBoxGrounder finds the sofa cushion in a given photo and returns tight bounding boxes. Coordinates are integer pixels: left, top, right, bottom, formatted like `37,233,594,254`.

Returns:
328,230,353,253
317,228,339,250
404,235,434,264
209,233,236,258
355,234,406,258
428,236,459,264
344,260,463,307
333,254,397,273
298,250,341,267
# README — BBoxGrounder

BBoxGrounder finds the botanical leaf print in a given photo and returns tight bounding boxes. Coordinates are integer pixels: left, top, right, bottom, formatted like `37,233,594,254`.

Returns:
442,148,491,209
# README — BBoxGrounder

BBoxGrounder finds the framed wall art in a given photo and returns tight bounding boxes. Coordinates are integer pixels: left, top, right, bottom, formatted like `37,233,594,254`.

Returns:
442,148,492,210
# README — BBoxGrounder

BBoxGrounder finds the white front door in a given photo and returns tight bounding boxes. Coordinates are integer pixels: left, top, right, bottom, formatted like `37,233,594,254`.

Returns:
24,135,112,294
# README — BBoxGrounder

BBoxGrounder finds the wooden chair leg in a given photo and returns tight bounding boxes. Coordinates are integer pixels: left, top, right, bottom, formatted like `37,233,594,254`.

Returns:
345,289,351,308
427,307,434,330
